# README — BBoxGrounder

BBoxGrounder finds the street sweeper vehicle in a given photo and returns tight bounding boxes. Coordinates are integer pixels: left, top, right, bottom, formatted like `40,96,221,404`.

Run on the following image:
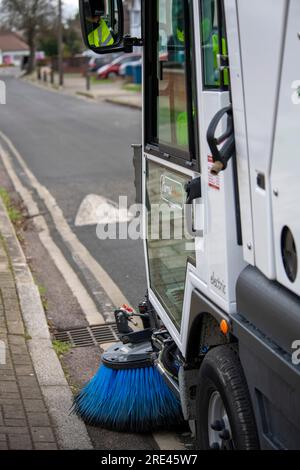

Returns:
74,0,300,450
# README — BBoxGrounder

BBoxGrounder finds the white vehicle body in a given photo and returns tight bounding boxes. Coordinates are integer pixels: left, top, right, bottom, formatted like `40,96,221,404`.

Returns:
140,0,300,449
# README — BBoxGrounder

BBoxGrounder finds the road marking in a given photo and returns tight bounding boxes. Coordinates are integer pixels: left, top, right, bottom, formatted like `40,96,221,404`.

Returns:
0,130,130,312
0,143,104,326
153,432,186,451
75,194,134,227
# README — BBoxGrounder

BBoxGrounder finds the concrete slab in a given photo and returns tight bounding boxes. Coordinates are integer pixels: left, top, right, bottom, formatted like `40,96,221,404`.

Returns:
42,385,92,450
27,339,67,387
17,284,50,340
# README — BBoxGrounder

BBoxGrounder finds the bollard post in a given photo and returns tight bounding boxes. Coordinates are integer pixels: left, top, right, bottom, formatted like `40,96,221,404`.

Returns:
43,71,48,83
50,68,55,85
86,72,91,91
37,67,41,81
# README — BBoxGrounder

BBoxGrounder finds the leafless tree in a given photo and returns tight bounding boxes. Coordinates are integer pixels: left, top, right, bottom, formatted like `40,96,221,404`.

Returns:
1,0,56,73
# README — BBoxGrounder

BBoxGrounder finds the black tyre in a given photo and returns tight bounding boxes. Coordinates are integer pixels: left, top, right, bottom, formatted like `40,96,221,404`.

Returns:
196,345,259,450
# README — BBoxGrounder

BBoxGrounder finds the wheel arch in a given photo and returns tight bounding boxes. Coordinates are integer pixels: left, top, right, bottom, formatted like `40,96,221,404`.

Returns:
185,289,236,363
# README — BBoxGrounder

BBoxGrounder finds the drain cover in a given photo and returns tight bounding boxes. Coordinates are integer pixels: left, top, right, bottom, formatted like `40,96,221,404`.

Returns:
54,324,119,348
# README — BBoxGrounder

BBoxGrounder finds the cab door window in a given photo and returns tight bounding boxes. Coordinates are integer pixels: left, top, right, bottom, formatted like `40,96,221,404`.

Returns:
200,0,229,89
145,0,198,166
158,0,189,154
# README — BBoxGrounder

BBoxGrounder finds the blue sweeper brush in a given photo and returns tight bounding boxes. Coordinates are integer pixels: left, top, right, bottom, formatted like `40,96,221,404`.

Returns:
72,307,184,433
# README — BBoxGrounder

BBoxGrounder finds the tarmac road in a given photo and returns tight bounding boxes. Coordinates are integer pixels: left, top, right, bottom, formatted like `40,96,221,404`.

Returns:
0,75,147,308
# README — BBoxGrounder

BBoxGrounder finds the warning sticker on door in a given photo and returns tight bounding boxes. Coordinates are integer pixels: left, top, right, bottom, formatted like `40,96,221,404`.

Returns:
208,155,221,190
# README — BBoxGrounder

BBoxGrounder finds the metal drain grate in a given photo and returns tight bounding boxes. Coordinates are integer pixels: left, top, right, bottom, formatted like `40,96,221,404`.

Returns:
54,324,119,348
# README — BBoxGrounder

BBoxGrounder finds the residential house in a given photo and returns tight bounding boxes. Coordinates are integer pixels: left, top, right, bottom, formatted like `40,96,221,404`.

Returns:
124,0,142,38
0,31,29,67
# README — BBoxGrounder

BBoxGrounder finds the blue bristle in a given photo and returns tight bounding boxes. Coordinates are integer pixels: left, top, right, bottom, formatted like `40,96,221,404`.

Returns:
72,364,183,432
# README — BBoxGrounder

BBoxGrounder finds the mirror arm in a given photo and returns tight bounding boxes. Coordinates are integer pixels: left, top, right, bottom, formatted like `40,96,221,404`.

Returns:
123,35,144,53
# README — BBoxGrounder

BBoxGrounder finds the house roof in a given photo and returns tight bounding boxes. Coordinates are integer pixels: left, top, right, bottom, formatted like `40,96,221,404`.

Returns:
0,31,29,52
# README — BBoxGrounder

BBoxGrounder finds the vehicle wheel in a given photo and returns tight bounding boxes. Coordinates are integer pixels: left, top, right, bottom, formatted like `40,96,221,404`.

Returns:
196,345,259,450
108,72,117,79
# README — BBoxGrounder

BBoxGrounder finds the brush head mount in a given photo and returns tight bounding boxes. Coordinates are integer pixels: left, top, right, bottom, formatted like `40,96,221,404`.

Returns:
102,341,154,370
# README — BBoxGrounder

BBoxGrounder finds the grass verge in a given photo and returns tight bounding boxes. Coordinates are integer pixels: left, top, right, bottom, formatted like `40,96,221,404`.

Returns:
52,340,72,358
122,83,142,93
0,187,22,224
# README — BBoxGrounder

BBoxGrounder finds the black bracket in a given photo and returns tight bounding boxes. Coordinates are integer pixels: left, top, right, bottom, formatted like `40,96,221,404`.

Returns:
185,177,202,204
114,308,134,335
123,35,144,53
217,53,229,71
114,307,151,344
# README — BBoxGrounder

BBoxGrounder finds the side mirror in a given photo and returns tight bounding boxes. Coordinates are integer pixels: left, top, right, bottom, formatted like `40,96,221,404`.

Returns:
79,0,124,54
79,0,143,54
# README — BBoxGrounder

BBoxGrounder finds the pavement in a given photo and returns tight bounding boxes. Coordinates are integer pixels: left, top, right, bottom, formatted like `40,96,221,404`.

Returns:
27,72,142,110
0,239,57,451
0,198,92,450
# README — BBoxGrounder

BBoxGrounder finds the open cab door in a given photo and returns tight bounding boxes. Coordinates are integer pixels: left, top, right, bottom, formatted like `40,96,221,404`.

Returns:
143,0,242,354
143,0,201,342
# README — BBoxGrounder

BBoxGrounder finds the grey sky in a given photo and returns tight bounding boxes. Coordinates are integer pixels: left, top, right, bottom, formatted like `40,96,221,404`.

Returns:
64,0,79,17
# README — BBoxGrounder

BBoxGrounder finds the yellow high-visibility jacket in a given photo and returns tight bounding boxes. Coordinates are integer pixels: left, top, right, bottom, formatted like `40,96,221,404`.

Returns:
88,18,114,47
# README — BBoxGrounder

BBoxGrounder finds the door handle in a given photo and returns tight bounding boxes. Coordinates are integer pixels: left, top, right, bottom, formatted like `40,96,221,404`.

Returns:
184,177,203,238
207,105,235,175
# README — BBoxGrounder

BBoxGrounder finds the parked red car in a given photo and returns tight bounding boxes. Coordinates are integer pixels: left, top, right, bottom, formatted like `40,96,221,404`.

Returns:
97,54,141,79
88,53,121,73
